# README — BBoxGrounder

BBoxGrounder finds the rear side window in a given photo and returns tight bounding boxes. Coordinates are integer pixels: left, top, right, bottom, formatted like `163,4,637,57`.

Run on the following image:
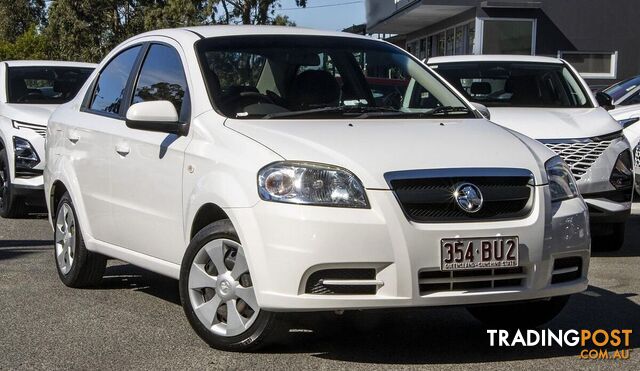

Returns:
90,46,142,115
132,44,188,115
7,66,93,104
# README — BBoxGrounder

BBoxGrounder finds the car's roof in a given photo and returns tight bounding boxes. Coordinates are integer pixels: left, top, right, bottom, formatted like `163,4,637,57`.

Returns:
427,55,564,65
3,60,97,68
136,25,374,42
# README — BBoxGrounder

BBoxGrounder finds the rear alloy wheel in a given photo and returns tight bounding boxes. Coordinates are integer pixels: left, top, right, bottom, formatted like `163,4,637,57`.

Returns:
0,149,26,218
180,220,276,351
54,193,106,287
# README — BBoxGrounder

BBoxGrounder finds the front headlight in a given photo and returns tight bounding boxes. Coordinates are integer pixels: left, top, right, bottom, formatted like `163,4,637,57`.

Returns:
546,156,579,203
13,136,40,169
258,162,369,208
610,150,633,189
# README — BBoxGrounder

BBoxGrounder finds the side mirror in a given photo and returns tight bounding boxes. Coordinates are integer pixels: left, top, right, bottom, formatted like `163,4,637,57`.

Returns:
596,92,615,111
471,102,491,120
126,101,184,135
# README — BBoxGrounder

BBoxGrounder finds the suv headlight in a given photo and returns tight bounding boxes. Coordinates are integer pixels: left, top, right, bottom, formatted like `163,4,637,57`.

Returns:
13,137,40,169
258,162,369,208
546,156,579,203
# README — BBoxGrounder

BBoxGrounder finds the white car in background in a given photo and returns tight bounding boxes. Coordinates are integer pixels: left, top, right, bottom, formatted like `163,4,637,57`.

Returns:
45,26,591,351
602,76,640,193
428,55,633,251
0,61,95,217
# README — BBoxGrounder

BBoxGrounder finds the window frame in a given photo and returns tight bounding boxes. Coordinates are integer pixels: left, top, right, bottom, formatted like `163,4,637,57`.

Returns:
129,42,192,123
477,17,537,56
81,43,147,120
557,51,618,80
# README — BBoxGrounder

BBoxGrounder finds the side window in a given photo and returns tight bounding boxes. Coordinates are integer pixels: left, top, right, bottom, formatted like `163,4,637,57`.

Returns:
90,46,142,114
623,90,640,106
132,44,188,115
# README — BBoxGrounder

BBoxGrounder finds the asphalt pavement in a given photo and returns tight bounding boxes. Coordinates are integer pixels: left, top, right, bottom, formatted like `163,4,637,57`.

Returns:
0,207,638,370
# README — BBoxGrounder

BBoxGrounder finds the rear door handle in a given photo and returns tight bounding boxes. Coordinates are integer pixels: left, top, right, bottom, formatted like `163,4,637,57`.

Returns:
115,143,130,157
67,132,80,144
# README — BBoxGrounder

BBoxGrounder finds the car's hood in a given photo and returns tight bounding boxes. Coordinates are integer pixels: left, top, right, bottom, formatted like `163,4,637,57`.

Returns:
610,104,640,120
226,118,551,189
488,107,622,140
3,104,58,126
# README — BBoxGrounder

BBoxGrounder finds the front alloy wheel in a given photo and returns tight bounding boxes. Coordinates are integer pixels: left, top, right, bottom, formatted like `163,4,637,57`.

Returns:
180,220,277,351
188,239,259,337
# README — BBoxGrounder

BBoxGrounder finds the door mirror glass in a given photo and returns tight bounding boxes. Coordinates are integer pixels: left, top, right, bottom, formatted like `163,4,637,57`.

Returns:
125,101,181,134
596,91,615,110
471,102,491,120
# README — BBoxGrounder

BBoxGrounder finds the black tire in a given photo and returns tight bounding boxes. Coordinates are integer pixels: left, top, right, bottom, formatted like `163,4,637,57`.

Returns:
180,219,278,352
467,295,570,329
54,192,106,287
592,223,625,251
0,149,27,218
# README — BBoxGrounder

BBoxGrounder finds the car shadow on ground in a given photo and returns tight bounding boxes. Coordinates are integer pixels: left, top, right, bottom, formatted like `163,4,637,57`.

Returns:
100,262,181,305
592,214,640,258
99,261,638,364
265,286,639,364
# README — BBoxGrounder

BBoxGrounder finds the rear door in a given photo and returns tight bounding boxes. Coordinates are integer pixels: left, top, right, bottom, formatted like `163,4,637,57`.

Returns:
67,45,144,242
107,42,191,264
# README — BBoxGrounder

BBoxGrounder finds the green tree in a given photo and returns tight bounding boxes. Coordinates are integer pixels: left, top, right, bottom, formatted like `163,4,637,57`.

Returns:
0,26,48,60
0,0,45,42
214,0,306,25
45,0,145,62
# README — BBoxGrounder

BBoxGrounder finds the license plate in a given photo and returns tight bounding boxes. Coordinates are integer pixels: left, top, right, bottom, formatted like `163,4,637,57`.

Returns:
440,236,519,271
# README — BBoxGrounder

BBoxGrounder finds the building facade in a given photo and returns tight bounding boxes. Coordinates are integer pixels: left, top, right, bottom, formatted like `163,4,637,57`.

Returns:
366,0,640,89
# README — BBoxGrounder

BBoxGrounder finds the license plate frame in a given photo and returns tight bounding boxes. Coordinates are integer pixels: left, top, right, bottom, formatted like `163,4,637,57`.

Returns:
440,236,519,271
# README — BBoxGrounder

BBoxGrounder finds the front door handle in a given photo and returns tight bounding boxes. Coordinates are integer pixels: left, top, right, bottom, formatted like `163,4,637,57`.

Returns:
115,143,130,157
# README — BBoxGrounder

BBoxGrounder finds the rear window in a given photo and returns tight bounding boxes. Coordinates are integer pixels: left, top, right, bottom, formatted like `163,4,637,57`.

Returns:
430,61,592,108
7,66,94,104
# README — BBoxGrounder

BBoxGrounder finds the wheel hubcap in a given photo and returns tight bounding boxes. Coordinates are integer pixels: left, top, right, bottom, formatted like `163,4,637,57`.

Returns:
55,204,75,274
188,239,259,337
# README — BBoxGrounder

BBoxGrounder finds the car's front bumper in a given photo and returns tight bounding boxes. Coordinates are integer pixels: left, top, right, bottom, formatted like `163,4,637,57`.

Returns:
228,187,590,312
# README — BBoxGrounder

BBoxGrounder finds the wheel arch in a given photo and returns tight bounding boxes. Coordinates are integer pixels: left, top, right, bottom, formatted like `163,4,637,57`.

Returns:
50,180,68,216
190,202,230,240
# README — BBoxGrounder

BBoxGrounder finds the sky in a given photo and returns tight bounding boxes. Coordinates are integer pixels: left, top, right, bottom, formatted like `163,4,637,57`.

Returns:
277,0,366,31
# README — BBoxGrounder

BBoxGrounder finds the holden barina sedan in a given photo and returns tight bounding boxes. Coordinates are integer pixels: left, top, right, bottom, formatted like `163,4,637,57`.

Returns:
45,26,590,351
0,61,95,217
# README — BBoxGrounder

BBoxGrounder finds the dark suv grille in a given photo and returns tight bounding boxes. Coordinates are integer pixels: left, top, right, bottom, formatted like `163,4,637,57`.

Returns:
389,174,533,223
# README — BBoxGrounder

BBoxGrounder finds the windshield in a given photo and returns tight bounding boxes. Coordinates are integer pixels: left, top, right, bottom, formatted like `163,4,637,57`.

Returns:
7,66,93,104
195,35,474,120
429,62,593,108
603,76,640,103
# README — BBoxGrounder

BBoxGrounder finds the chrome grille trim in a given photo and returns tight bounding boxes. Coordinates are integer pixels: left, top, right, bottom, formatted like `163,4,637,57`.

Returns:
544,141,612,181
15,122,47,138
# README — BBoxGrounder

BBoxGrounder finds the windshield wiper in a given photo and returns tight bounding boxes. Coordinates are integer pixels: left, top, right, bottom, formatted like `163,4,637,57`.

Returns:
262,106,401,119
355,106,473,119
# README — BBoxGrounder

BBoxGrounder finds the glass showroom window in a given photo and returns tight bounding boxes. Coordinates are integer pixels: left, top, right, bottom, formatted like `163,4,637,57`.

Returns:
479,18,536,55
559,51,618,79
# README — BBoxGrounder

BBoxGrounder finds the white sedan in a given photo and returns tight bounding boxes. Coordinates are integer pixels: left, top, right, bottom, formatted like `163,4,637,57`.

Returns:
44,26,590,351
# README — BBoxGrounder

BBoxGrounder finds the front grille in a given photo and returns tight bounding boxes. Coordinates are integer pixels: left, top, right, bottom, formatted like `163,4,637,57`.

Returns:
634,143,640,169
551,257,582,284
545,140,612,181
304,268,378,295
418,267,525,295
389,175,533,223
